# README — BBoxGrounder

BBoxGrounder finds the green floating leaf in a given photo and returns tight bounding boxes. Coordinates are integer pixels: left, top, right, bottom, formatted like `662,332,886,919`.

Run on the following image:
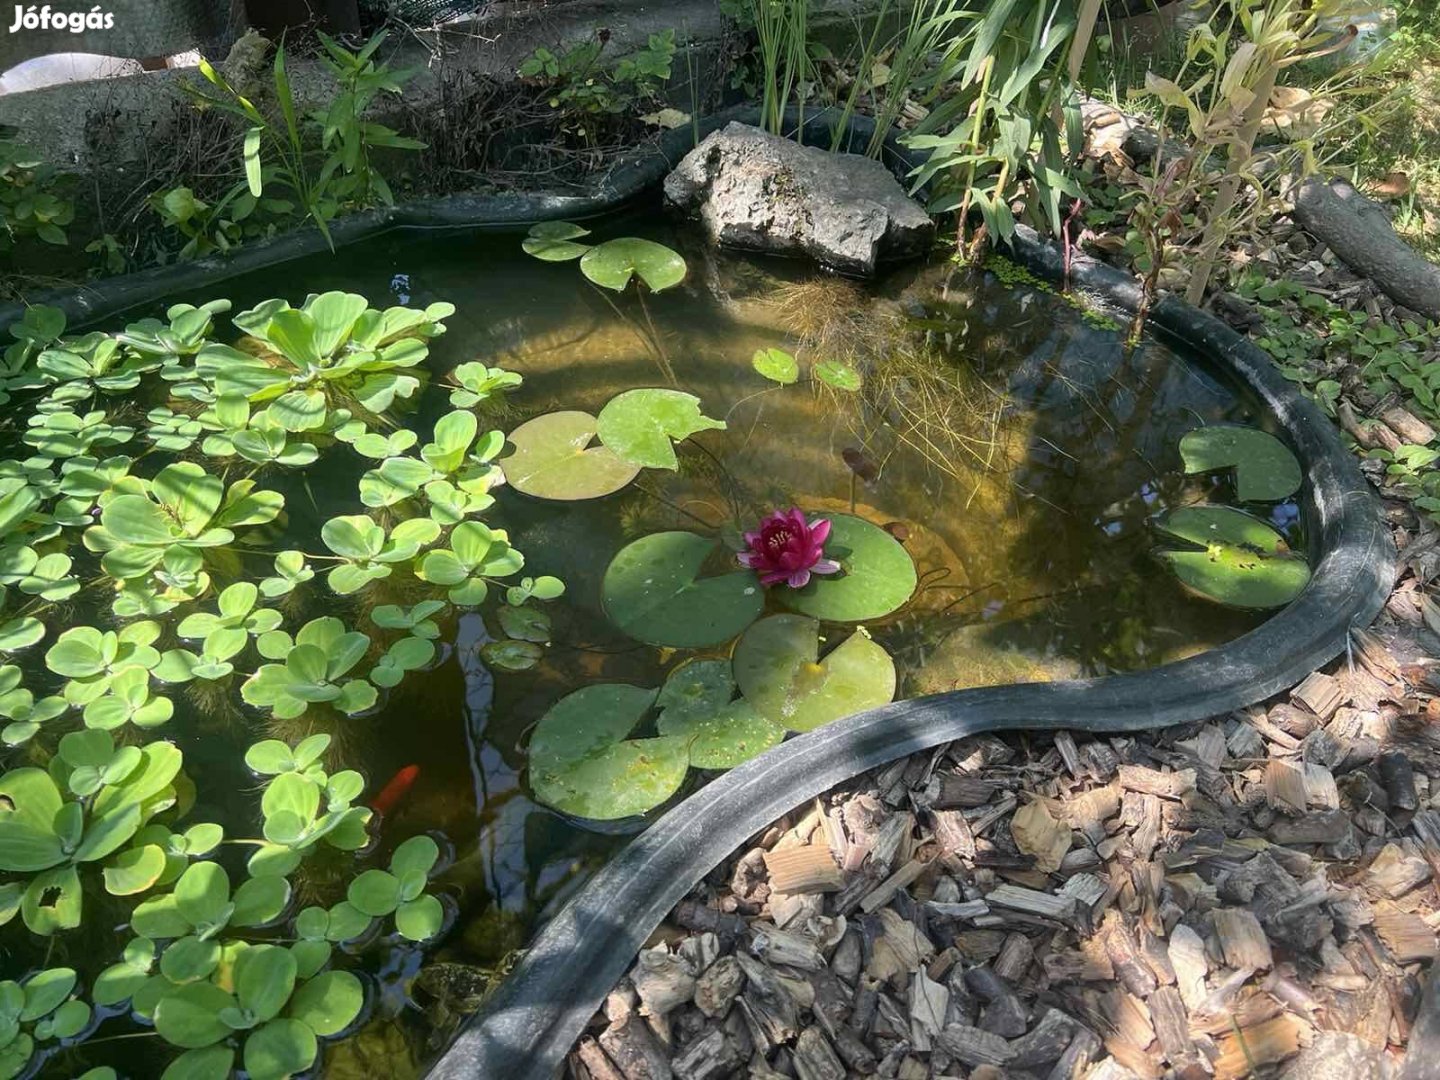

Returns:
596,389,725,470
752,348,799,385
502,411,640,501
733,614,896,733
602,532,763,648
814,360,862,391
529,685,689,820
580,238,687,293
655,660,784,768
1178,426,1302,502
522,221,592,262
780,514,917,622
1154,505,1311,609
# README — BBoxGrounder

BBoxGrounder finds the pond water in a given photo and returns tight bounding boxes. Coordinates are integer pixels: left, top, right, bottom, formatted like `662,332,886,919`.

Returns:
9,207,1298,1078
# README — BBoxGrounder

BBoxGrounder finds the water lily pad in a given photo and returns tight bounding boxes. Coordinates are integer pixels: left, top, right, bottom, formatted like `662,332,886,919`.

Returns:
1154,505,1311,609
655,660,785,768
780,514,916,622
602,532,763,648
1179,426,1302,502
580,238,687,293
814,360,862,391
752,348,799,385
733,614,897,733
596,389,726,470
528,684,689,820
501,411,639,501
522,221,592,262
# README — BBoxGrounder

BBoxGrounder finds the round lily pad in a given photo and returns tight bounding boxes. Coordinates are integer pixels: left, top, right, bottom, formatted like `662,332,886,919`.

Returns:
1154,505,1311,609
528,684,690,820
522,221,592,262
501,411,640,501
654,660,785,768
733,614,897,733
595,389,726,471
814,360,862,391
779,514,917,622
580,238,687,293
1178,426,1302,502
602,532,763,648
752,348,799,385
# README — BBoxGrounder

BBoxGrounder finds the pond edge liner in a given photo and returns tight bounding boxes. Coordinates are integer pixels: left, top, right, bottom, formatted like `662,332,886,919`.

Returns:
0,110,1391,1078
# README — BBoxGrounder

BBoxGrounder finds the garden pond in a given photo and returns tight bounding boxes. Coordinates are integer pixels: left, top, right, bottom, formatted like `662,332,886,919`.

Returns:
0,207,1312,1079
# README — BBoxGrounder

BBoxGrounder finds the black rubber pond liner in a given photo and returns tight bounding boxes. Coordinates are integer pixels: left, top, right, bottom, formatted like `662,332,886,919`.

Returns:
3,109,1391,1079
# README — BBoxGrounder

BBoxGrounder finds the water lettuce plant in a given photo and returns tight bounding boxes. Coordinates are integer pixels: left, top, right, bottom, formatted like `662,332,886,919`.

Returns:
0,291,534,1075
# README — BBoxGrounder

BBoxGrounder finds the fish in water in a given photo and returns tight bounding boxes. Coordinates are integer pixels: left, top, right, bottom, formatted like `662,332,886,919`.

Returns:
371,764,421,818
883,522,910,543
842,447,879,483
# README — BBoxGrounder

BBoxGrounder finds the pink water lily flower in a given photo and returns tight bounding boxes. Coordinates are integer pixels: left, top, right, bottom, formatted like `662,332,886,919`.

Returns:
737,508,842,589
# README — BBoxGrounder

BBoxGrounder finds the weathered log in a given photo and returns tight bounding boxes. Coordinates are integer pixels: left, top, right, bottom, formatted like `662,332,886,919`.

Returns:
1293,179,1440,321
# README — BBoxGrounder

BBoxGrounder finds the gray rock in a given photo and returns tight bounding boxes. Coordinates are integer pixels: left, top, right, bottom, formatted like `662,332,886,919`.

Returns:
1281,1032,1386,1080
663,122,934,276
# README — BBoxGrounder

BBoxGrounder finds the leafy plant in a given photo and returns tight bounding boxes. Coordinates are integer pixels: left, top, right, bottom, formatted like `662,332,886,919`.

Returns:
521,224,689,292
0,967,92,1080
0,137,73,250
906,0,1083,246
0,739,183,934
189,31,423,250
517,29,677,140
242,616,377,719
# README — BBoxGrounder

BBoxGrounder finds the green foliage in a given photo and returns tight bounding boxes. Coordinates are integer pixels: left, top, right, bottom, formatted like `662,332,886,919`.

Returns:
517,30,677,139
752,347,799,384
0,967,91,1080
906,0,1082,243
0,287,512,1078
501,410,641,501
188,32,423,251
1154,505,1311,609
601,531,764,648
778,514,917,622
595,389,725,469
732,615,897,732
521,224,689,293
1178,426,1303,502
0,137,73,251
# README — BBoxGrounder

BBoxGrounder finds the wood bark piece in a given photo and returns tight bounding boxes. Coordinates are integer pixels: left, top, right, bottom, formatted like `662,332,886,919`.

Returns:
933,774,1000,808
1167,924,1209,1011
671,1029,744,1080
1213,908,1273,970
1294,178,1440,321
1291,670,1346,719
792,1027,845,1080
693,956,743,1019
1265,760,1308,814
936,1023,1016,1067
986,884,1076,920
764,844,843,895
1212,1015,1303,1080
1374,904,1438,963
599,1014,674,1080
1117,764,1195,799
575,1036,626,1080
1008,1007,1080,1069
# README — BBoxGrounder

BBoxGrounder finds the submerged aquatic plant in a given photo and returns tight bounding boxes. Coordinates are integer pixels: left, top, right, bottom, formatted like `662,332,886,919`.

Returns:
737,508,841,589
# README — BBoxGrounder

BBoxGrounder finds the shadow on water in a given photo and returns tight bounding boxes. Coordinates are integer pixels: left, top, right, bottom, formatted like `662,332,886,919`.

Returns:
98,201,1289,1074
